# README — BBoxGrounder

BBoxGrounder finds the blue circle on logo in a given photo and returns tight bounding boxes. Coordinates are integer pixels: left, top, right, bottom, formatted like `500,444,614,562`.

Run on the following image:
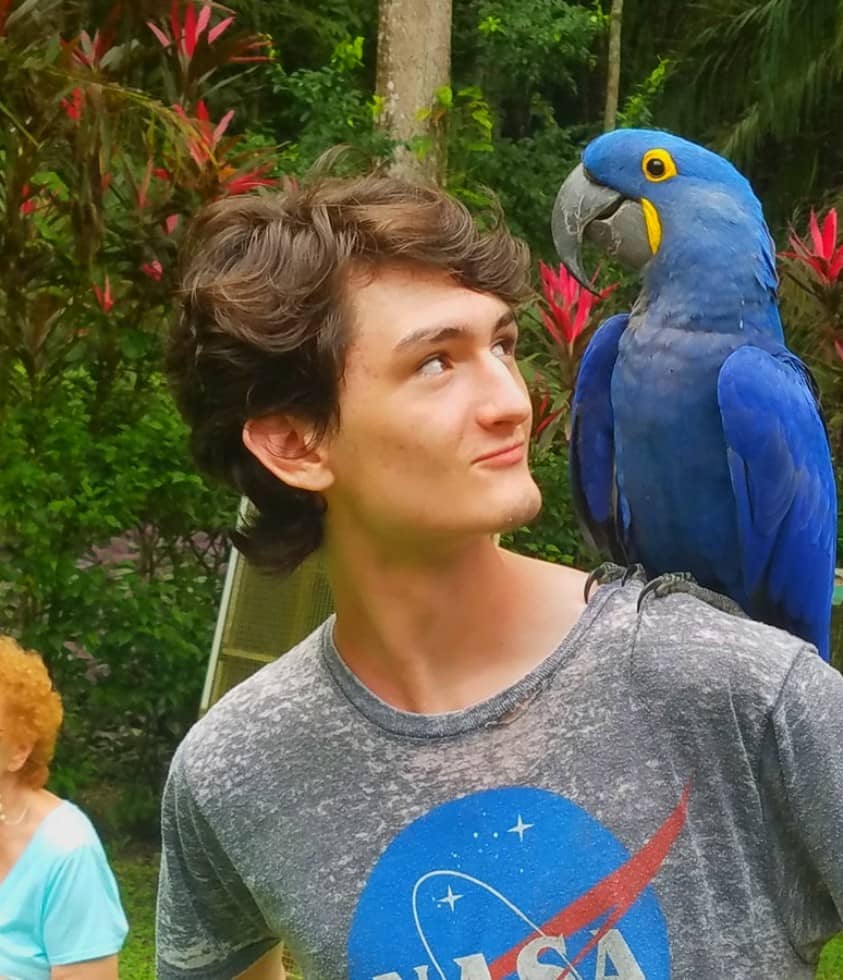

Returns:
348,786,671,979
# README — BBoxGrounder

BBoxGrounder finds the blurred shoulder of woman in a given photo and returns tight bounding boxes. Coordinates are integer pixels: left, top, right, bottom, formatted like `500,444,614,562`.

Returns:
0,635,128,980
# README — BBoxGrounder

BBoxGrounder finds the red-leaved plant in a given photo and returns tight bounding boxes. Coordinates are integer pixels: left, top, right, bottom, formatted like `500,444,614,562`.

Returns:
528,261,618,446
781,208,843,364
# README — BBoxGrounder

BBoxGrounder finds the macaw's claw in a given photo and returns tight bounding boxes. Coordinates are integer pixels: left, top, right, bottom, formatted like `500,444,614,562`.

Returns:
584,562,622,603
636,571,697,613
584,562,645,603
621,563,646,586
636,572,745,618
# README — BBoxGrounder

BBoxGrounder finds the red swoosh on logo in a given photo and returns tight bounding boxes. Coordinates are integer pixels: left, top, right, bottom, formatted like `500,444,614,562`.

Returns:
488,781,692,979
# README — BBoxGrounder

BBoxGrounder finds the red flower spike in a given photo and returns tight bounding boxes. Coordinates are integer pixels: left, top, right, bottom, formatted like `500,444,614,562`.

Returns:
207,15,233,43
142,259,164,280
174,100,237,167
530,377,564,440
182,1,196,56
195,4,211,40
61,87,85,122
212,108,234,144
223,165,276,196
20,184,37,215
168,0,181,51
147,21,171,47
781,208,843,289
92,276,114,314
149,2,237,61
538,260,617,353
69,27,117,69
163,213,180,236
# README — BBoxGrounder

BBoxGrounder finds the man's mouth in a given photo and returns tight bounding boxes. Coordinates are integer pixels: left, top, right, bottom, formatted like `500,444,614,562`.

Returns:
474,442,526,465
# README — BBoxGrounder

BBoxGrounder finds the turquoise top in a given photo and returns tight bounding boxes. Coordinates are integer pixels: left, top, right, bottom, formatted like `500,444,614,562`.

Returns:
0,801,128,979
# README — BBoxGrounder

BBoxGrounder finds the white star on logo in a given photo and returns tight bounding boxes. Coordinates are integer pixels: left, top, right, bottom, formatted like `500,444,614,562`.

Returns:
507,814,534,842
437,885,463,911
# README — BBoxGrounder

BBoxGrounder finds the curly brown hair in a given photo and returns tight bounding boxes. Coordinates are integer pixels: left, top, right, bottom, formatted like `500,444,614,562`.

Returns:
0,636,63,790
169,174,532,573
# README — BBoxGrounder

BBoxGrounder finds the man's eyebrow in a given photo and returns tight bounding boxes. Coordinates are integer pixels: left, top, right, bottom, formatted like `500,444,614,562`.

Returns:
393,310,515,352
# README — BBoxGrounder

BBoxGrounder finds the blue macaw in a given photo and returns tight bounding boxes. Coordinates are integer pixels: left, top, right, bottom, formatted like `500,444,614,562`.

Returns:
551,129,836,659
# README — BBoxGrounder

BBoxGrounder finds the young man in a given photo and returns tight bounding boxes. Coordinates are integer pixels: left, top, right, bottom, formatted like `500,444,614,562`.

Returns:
157,176,843,980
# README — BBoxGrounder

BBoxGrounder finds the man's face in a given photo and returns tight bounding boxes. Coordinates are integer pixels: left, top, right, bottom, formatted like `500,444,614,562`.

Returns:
320,263,541,551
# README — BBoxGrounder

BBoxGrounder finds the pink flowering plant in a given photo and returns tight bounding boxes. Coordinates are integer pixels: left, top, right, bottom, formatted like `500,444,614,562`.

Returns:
523,261,618,447
0,0,278,396
0,0,282,797
780,208,843,365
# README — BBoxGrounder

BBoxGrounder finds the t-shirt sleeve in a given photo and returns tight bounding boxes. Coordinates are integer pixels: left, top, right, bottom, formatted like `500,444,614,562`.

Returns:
759,646,843,958
156,742,279,980
42,828,129,965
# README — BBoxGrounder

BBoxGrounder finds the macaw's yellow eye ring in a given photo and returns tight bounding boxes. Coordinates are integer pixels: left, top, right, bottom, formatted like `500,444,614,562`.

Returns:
642,149,677,182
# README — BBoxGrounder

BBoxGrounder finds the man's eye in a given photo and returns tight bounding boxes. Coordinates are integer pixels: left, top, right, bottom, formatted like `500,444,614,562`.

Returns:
492,336,517,357
418,355,448,376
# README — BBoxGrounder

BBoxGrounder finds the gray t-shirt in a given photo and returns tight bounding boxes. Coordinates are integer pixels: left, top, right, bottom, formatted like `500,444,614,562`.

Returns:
156,570,843,980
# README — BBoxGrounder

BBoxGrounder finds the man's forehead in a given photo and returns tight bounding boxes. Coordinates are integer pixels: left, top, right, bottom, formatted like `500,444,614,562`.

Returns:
346,262,511,346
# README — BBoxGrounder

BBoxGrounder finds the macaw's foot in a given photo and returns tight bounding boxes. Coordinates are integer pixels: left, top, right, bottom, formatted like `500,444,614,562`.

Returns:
584,562,646,603
584,562,621,602
636,571,696,613
621,563,646,586
636,571,745,618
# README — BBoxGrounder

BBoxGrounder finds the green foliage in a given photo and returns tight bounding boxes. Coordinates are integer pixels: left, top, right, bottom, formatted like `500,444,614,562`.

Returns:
470,121,584,257
224,0,376,76
503,445,594,569
2,371,236,831
454,0,604,132
671,0,840,161
0,0,264,835
109,850,158,978
266,36,393,174
617,57,672,129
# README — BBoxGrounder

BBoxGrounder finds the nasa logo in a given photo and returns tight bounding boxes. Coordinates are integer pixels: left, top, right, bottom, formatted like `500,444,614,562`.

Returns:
348,785,689,980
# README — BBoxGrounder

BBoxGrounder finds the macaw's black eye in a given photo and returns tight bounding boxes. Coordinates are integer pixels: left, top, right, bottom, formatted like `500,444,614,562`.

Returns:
646,157,666,178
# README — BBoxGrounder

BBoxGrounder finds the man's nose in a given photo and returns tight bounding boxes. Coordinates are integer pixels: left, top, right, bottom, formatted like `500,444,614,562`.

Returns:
475,353,532,428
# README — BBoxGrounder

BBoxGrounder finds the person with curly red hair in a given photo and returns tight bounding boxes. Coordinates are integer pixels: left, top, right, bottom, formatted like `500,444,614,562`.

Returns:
0,635,128,979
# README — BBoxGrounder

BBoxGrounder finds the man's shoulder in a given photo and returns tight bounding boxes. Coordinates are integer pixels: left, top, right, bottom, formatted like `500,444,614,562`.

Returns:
592,573,809,722
175,617,334,792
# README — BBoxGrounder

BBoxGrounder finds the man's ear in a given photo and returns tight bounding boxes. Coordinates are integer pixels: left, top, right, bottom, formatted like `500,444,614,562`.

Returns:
243,414,334,493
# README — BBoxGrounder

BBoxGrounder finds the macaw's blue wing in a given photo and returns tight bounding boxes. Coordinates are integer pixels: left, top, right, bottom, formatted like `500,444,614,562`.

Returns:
569,313,631,565
717,346,837,659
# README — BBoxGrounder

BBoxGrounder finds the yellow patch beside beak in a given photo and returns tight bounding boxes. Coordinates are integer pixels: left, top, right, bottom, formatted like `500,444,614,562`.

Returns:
640,198,661,254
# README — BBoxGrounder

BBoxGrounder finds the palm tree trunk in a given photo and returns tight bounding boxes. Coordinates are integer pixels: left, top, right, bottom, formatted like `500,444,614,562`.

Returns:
604,0,624,131
376,0,452,182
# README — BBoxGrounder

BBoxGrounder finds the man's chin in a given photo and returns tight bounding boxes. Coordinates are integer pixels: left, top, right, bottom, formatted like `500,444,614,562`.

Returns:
494,484,543,534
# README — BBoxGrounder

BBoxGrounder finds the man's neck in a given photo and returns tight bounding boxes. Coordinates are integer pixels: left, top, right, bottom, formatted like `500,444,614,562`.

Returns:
327,536,586,714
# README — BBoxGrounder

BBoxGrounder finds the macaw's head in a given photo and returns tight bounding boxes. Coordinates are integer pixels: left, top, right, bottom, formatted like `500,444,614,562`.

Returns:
552,129,777,302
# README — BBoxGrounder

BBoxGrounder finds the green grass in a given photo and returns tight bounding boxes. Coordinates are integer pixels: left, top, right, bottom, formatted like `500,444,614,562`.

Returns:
821,935,843,980
112,850,843,980
111,850,158,980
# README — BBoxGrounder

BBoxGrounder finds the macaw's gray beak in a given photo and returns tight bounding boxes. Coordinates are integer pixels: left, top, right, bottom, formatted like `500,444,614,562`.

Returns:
551,163,652,294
